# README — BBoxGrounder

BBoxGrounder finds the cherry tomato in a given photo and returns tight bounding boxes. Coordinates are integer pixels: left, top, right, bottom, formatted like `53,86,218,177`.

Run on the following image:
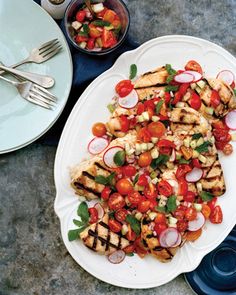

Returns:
223,143,233,155
210,90,221,108
185,207,197,221
122,165,136,177
119,115,130,132
177,220,188,232
159,146,172,155
146,106,155,119
137,200,150,213
138,152,152,167
191,158,201,168
157,180,173,197
108,193,125,211
137,127,152,143
137,174,149,186
115,80,133,98
186,228,202,241
149,198,157,210
76,10,86,22
213,128,230,142
210,205,223,224
96,7,107,18
207,197,217,211
215,141,227,151
176,164,192,179
231,81,235,88
87,38,95,50
173,207,186,220
154,213,166,224
116,178,133,195
101,186,111,200
154,223,167,235
179,83,190,97
147,122,166,138
157,139,176,148
185,60,203,74
88,207,98,224
75,35,88,43
128,191,142,206
102,29,117,48
144,99,155,111
183,191,196,202
189,92,201,110
172,91,182,105
201,204,211,219
134,237,148,258
108,219,122,233
136,102,145,115
123,244,135,254
112,17,121,30
178,178,188,196
212,121,229,130
88,24,102,38
144,183,157,199
164,92,171,104
126,225,136,241
115,209,128,222
92,122,107,137
103,9,117,23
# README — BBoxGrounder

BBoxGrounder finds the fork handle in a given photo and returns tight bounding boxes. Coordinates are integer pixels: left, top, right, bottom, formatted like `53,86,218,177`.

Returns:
0,57,30,76
0,64,54,89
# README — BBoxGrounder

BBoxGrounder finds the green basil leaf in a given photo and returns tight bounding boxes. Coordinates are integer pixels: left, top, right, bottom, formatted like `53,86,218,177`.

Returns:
73,219,85,227
107,172,116,186
195,141,211,153
151,154,169,169
126,252,134,257
155,206,166,213
133,173,139,185
200,191,214,201
155,100,164,115
165,64,177,75
161,120,170,128
77,201,90,223
68,227,87,241
108,211,115,219
166,74,175,84
165,85,179,92
78,30,88,37
129,64,137,80
166,195,177,213
233,89,236,96
94,175,108,185
178,158,190,164
92,20,111,26
126,214,141,235
192,133,202,140
114,150,126,167
82,24,89,34
107,103,115,113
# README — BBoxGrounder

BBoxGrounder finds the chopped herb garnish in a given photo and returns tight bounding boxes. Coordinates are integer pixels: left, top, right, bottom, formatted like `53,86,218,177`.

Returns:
168,101,174,110
133,173,139,185
107,103,115,113
151,154,169,169
200,191,214,201
114,150,126,166
126,214,141,235
108,211,115,219
166,74,175,84
161,120,170,128
107,172,116,186
233,89,236,96
155,206,166,213
129,64,137,80
166,195,177,213
165,85,179,92
165,64,177,75
192,133,202,140
178,158,190,164
155,100,164,114
92,20,111,26
195,141,211,153
95,172,116,186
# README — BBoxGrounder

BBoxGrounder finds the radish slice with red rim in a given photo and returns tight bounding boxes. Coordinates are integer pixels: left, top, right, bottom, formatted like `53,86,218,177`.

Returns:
169,149,176,162
217,70,235,86
103,146,124,168
118,90,138,109
108,250,126,264
94,203,105,219
184,70,202,82
174,72,194,83
171,233,181,247
88,137,109,155
225,110,236,130
185,167,203,183
159,228,180,248
188,212,205,231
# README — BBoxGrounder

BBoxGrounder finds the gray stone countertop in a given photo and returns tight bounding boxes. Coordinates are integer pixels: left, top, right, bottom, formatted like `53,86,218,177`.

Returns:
0,0,235,294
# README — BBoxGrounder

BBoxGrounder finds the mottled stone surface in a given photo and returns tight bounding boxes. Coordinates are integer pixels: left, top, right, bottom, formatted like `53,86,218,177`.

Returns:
0,0,235,294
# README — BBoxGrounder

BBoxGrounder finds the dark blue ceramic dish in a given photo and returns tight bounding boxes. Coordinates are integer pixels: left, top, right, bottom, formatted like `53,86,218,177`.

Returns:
185,226,236,295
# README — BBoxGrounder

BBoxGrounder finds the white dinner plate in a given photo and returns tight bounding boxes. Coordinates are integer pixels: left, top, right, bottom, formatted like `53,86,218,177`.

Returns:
54,35,236,289
0,0,72,153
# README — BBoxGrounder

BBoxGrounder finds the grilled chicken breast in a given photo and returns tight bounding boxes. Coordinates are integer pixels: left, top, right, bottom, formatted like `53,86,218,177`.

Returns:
135,86,166,101
134,67,168,88
80,214,130,254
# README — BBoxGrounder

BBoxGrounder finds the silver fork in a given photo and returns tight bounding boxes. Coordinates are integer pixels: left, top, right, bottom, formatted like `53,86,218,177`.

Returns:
0,39,62,75
0,75,57,110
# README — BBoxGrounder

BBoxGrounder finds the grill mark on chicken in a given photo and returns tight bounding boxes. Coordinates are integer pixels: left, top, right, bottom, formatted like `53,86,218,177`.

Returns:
74,182,101,197
82,171,95,180
153,246,163,251
88,229,119,250
92,223,98,249
134,83,168,90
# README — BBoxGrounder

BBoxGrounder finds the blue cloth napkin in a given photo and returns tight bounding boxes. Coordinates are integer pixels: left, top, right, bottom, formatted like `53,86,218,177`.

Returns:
33,0,139,145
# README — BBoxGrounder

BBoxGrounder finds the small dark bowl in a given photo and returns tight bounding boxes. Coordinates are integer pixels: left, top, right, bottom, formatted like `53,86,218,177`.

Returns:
64,0,130,55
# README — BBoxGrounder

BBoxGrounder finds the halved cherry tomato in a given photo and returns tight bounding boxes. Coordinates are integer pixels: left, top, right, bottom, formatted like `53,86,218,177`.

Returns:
108,219,122,233
173,206,186,220
88,207,98,224
137,174,149,186
144,99,155,111
210,90,221,108
138,200,150,213
172,91,182,105
102,29,117,48
164,92,171,104
178,178,188,196
92,122,107,137
149,198,157,210
76,10,86,22
154,213,166,224
87,38,95,50
176,164,192,179
147,122,166,138
222,143,233,155
116,178,133,195
137,127,152,143
189,92,201,110
177,220,188,232
96,7,107,18
134,237,148,258
180,145,193,160
115,80,133,98
154,223,167,235
119,115,130,132
213,128,230,142
157,139,176,148
186,228,202,241
209,205,223,224
183,191,196,202
115,208,128,222
137,102,145,115
191,158,201,168
112,18,121,30
128,191,142,206
215,141,227,151
126,225,136,241
138,152,152,167
201,204,211,219
157,180,173,197
212,120,229,130
207,197,217,211
88,24,102,38
185,60,203,74
185,207,197,221
122,165,136,177
75,35,88,43
123,244,135,254
101,186,111,200
108,193,125,210
159,146,172,155
103,9,117,23
179,83,190,96
144,183,157,199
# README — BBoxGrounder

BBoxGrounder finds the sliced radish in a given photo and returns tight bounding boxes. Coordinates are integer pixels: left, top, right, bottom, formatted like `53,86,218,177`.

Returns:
159,228,180,248
108,250,126,264
166,179,179,195
225,110,236,130
118,90,138,109
188,212,205,231
185,167,203,183
88,137,109,155
217,70,235,86
171,233,182,247
174,72,194,83
94,203,105,219
103,146,124,168
169,149,176,162
184,70,202,82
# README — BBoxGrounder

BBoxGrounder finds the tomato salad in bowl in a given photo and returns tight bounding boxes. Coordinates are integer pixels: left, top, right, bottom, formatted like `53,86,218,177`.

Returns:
68,60,236,264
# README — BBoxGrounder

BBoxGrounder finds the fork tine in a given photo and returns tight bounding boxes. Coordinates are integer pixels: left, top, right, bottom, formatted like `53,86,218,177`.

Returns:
39,40,60,55
32,85,57,102
38,39,59,51
33,84,57,101
29,90,56,107
41,44,62,59
27,95,52,109
41,46,63,60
